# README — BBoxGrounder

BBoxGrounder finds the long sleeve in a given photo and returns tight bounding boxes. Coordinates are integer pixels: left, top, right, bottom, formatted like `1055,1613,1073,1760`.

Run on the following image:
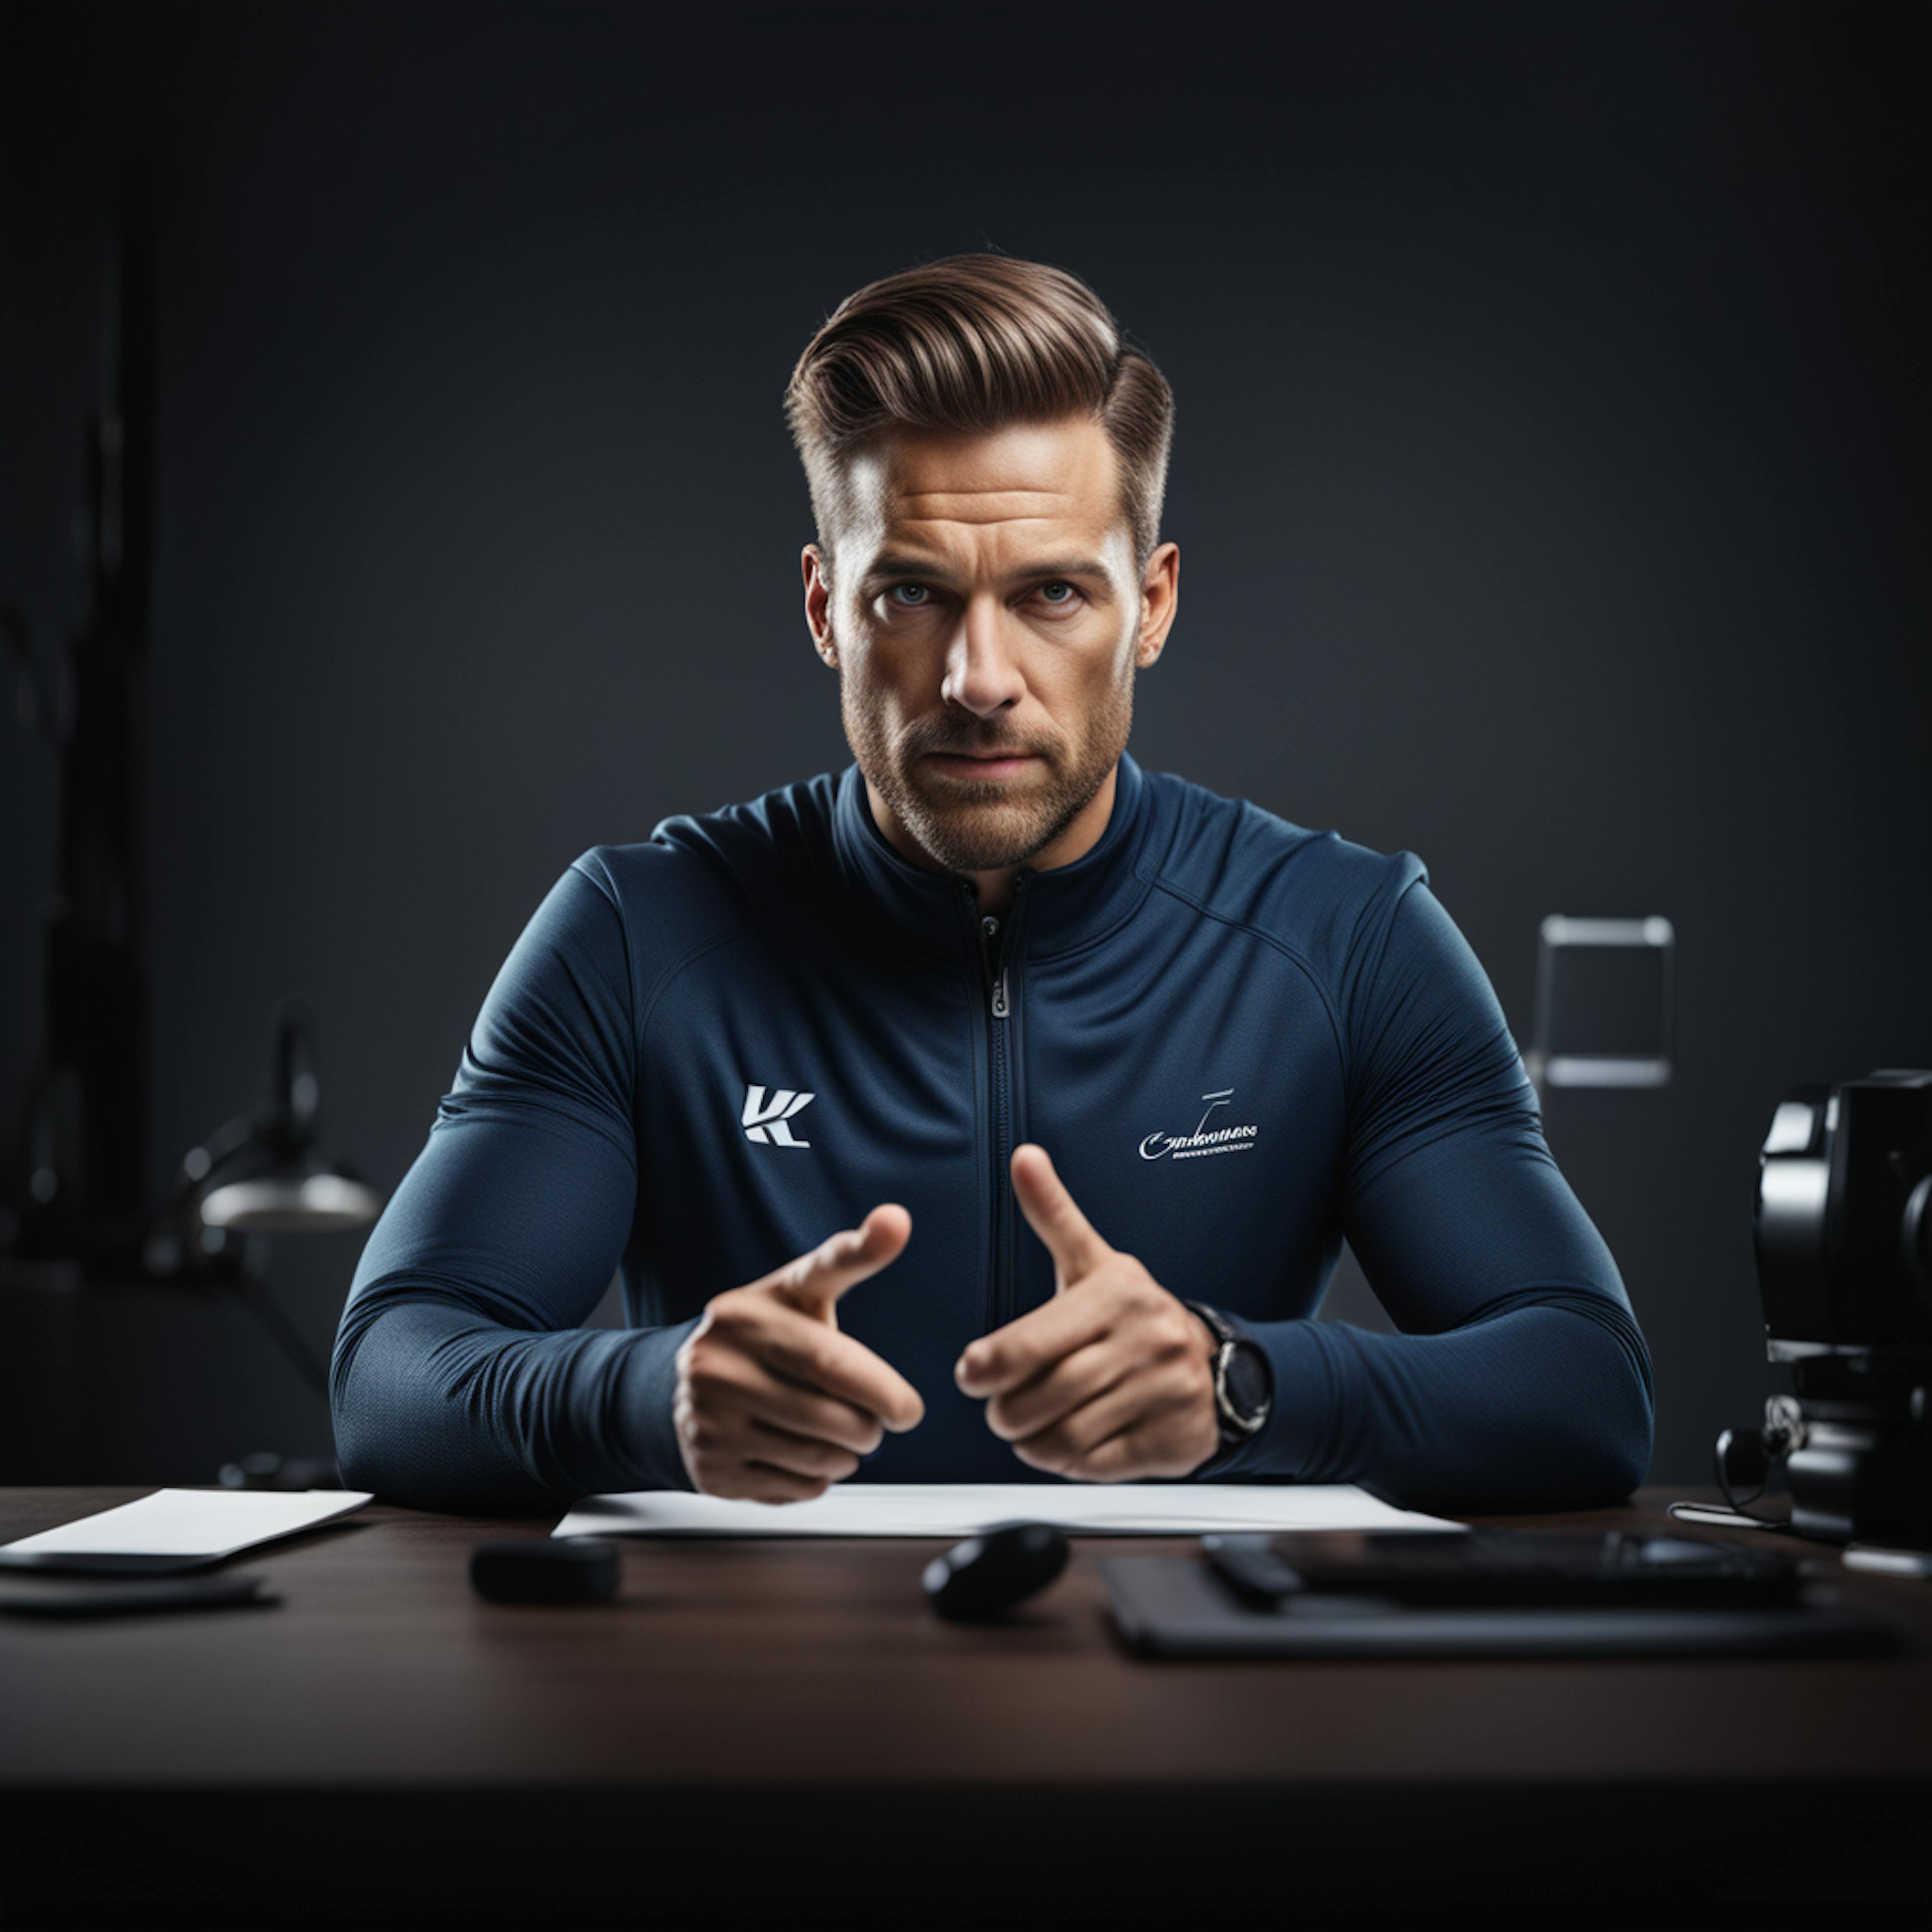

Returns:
330,859,695,1514
1208,876,1656,1513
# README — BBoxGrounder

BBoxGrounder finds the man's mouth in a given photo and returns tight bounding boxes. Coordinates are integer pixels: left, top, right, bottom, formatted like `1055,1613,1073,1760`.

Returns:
925,750,1037,779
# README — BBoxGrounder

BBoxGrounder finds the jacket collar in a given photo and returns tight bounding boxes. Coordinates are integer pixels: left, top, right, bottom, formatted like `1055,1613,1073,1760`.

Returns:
829,750,1157,964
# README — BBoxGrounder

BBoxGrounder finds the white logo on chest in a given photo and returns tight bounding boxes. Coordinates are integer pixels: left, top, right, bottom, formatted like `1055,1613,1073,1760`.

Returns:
1139,1088,1259,1161
742,1084,815,1148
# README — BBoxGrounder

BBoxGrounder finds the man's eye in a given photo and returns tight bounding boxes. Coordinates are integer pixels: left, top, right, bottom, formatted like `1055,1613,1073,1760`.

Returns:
887,583,930,606
1038,581,1080,606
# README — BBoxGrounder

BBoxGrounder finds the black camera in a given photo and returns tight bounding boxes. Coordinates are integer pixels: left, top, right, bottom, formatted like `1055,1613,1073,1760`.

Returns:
1721,1071,1932,1546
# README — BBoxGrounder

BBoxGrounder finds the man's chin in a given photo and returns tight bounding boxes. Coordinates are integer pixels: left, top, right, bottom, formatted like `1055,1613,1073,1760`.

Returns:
899,788,1059,875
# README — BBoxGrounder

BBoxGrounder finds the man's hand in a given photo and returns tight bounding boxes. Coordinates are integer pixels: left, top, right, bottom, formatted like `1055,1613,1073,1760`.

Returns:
953,1145,1221,1481
674,1205,925,1501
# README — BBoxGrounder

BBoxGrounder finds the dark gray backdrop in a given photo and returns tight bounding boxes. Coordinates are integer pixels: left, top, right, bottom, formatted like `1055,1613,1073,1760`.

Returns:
3,0,1926,1486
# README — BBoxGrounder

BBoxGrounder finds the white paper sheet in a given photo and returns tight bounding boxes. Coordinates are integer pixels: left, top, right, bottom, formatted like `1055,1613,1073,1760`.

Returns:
0,1488,373,1559
553,1483,1464,1540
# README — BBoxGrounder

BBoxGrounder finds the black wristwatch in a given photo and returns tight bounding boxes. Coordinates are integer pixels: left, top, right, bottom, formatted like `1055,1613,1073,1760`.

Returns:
1184,1301,1273,1447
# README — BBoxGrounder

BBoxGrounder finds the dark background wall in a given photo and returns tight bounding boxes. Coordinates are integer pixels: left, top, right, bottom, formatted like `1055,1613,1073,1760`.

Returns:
2,0,1926,1487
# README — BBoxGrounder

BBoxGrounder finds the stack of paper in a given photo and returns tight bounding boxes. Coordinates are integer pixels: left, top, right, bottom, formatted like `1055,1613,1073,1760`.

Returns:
0,1489,372,1563
553,1483,1463,1540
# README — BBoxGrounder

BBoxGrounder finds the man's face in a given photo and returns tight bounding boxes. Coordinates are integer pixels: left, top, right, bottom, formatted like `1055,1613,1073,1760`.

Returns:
804,414,1177,876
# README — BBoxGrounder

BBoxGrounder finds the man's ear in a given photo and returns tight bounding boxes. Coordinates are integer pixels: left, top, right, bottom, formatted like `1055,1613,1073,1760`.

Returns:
802,543,837,665
1136,540,1180,669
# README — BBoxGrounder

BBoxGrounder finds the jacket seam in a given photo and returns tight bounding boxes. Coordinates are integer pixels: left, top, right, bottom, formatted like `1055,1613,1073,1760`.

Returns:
570,855,642,1097
633,903,823,1058
1137,872,1349,1082
1340,868,1435,1123
1021,869,1161,963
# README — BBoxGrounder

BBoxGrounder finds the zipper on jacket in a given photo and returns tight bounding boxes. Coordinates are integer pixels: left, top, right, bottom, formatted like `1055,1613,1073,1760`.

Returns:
962,874,1029,1332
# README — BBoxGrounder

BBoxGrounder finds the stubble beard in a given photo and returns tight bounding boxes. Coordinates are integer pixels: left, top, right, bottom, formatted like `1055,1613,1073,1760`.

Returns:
839,653,1135,875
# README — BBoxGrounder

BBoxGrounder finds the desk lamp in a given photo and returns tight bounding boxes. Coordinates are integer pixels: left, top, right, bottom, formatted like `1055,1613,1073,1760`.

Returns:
181,1000,382,1238
129,999,381,1410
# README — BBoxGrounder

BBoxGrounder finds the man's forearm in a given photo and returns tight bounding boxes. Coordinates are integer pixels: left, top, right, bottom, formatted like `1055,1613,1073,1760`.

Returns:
331,1290,698,1515
1210,1292,1655,1513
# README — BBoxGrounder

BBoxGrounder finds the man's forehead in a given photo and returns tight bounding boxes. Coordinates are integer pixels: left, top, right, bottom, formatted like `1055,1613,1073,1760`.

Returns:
844,417,1123,551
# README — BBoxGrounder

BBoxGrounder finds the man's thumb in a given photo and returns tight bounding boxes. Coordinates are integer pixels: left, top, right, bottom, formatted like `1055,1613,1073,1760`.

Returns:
770,1203,912,1322
1009,1144,1111,1287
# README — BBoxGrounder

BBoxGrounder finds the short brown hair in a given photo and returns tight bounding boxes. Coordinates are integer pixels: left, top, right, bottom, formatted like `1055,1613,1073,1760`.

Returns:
783,253,1174,584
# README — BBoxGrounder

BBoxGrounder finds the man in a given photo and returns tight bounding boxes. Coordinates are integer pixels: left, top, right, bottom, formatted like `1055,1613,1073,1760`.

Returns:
331,254,1653,1516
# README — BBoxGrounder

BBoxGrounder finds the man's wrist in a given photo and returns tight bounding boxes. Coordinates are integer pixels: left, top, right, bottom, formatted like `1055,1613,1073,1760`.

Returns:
1181,1300,1274,1455
1186,1301,1223,1361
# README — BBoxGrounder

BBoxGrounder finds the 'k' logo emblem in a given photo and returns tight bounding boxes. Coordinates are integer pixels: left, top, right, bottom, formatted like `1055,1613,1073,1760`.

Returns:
742,1084,815,1148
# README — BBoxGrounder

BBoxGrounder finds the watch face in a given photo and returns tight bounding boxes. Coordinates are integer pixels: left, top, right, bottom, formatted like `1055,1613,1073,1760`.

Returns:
1223,1342,1271,1423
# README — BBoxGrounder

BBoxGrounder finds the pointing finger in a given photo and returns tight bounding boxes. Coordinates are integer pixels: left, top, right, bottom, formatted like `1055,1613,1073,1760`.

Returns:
1009,1144,1111,1287
751,1307,926,1433
767,1204,912,1321
956,1293,1115,1399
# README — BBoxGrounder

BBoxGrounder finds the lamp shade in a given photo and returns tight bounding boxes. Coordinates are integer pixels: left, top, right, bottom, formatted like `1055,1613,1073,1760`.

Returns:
199,1156,382,1234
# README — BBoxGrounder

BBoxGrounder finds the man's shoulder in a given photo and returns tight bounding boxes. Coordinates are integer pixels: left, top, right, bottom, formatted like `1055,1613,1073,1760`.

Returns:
1141,766,1427,960
567,769,840,935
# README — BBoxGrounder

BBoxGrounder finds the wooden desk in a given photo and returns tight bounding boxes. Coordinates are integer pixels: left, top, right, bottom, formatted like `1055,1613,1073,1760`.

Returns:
4,1485,1929,1923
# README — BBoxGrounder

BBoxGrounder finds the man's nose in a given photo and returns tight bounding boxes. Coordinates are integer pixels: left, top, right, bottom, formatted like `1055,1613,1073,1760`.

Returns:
940,597,1027,718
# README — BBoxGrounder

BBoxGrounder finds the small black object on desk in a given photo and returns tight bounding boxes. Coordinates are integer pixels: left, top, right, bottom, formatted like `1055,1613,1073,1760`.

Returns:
0,1573,276,1619
923,1521,1070,1622
470,1538,619,1605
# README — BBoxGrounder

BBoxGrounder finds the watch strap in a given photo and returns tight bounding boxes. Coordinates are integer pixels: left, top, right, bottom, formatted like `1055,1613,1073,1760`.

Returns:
1182,1300,1271,1445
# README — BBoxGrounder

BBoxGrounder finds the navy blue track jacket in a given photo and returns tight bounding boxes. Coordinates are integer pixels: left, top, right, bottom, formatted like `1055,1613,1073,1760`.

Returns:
331,751,1654,1516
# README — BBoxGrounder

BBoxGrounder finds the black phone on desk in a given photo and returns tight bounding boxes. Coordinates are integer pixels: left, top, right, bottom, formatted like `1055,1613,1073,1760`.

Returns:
1202,1528,1806,1612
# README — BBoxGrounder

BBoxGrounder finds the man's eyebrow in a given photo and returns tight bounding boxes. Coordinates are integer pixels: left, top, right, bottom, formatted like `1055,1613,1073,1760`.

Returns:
861,552,1115,586
861,553,959,584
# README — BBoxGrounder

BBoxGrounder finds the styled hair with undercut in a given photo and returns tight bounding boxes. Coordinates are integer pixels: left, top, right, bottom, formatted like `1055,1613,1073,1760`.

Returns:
783,253,1174,586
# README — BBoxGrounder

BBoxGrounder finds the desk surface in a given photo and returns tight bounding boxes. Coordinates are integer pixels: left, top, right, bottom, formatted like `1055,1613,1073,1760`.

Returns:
5,1484,1930,1919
